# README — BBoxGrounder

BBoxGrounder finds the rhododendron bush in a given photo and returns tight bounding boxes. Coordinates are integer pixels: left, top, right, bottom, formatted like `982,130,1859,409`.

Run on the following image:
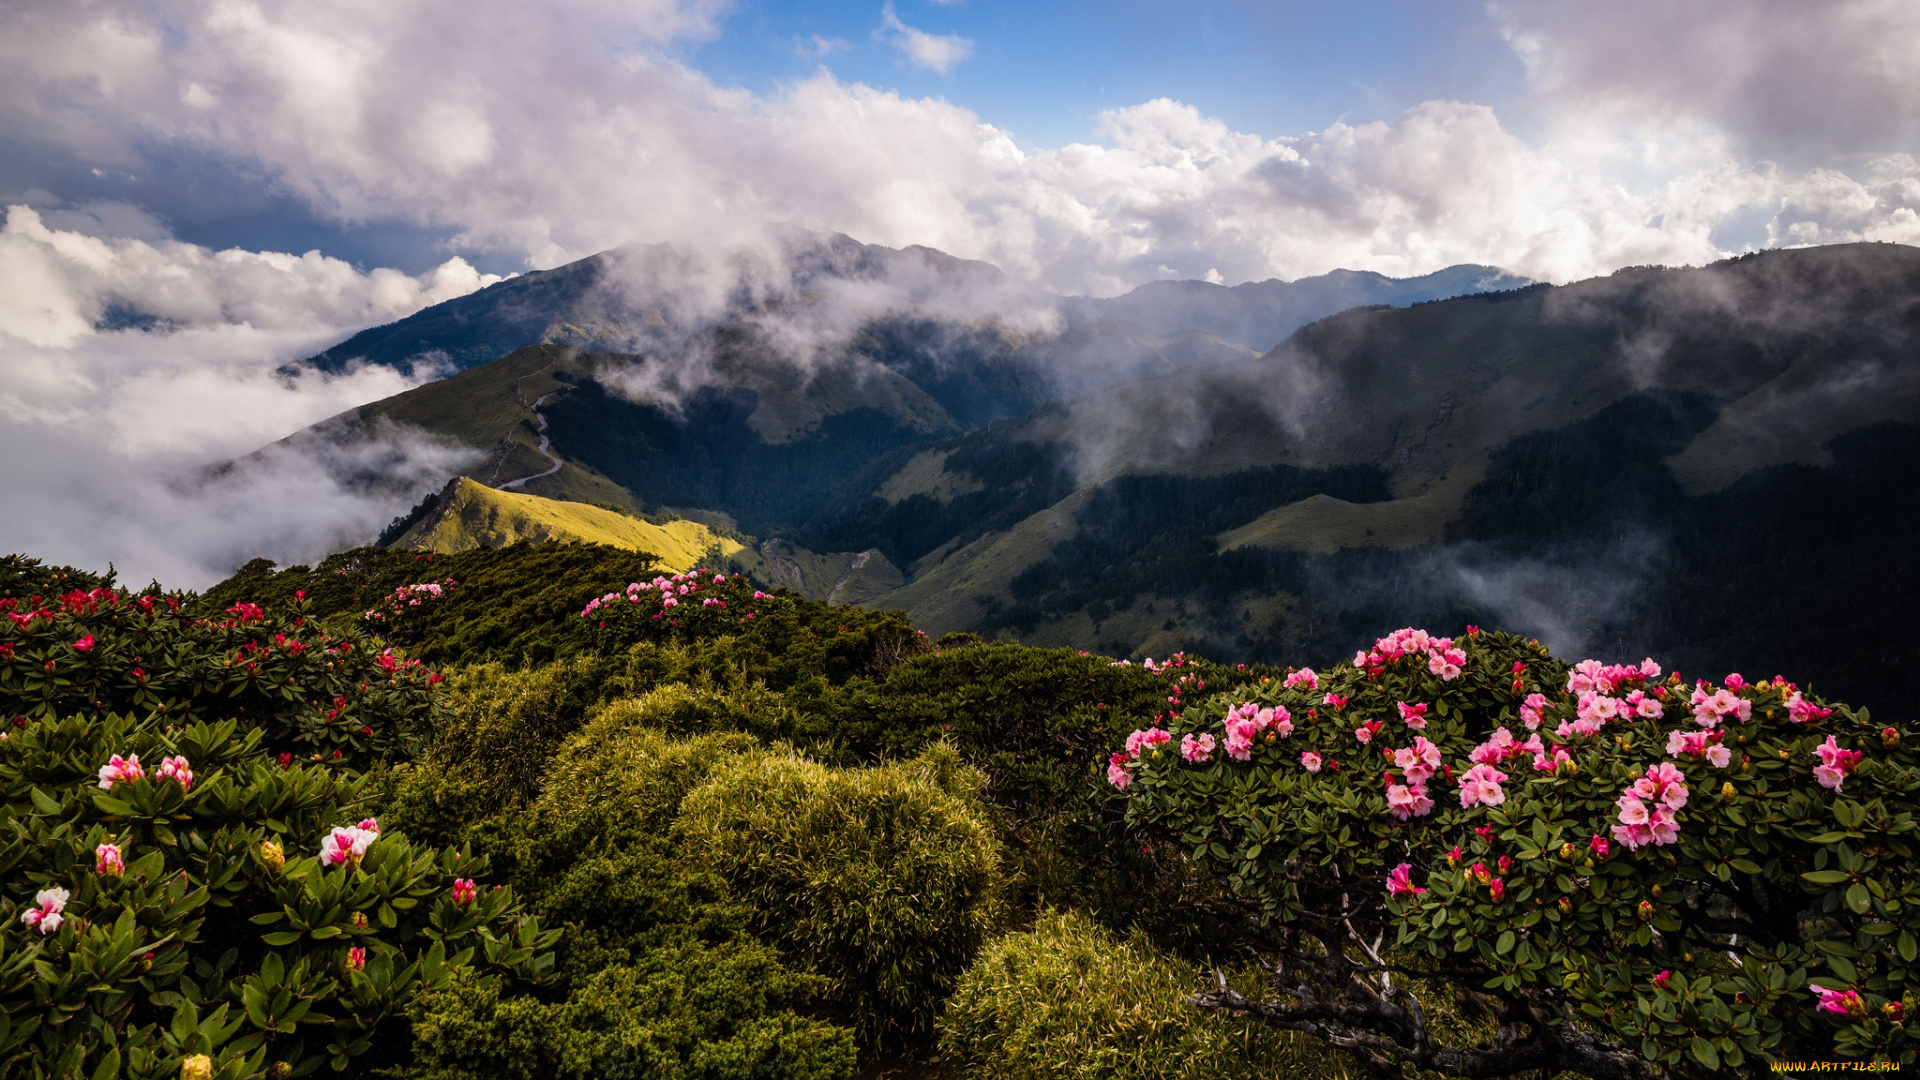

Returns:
0,577,558,1080
0,710,555,1079
1115,627,1912,1077
1,586,441,769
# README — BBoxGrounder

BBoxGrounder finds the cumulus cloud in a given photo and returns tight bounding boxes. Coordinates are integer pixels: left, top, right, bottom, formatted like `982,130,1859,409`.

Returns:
879,2,973,74
2,0,1917,296
0,207,491,586
1491,0,1920,160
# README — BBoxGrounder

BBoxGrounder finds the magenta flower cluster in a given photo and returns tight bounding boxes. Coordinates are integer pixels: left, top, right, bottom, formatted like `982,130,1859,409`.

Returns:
1612,762,1689,851
1354,627,1466,681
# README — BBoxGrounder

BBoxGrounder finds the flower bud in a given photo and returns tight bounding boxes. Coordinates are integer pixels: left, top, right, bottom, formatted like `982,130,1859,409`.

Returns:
1885,1001,1907,1023
259,839,285,874
271,1064,293,1080
1558,842,1575,860
181,1055,213,1080
345,946,366,972
350,911,369,930
1557,896,1572,914
1779,748,1791,761
1488,879,1506,902
1884,727,1901,750
1637,900,1654,922
1722,781,1737,802
95,843,125,877
1650,884,1662,899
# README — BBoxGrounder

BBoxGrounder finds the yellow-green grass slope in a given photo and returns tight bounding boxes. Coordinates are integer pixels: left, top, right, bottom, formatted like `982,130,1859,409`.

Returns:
393,477,752,575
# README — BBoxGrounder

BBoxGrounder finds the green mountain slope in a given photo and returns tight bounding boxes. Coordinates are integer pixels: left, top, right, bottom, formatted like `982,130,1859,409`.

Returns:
806,244,1920,711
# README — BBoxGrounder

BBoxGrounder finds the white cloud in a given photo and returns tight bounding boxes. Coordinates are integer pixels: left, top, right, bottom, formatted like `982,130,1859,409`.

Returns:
795,34,849,59
0,207,493,586
1489,0,1920,160
879,2,973,74
4,0,1915,298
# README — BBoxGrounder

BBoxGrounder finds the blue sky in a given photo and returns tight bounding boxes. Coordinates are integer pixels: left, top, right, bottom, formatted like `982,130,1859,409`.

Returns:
682,0,1529,151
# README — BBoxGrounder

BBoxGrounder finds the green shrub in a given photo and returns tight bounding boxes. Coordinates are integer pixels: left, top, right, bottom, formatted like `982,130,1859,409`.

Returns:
408,953,855,1080
386,657,608,838
406,717,858,1080
941,911,1337,1080
677,746,1005,1044
519,709,759,870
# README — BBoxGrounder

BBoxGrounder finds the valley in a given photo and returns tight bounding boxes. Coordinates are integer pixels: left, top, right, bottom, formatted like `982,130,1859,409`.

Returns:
272,238,1920,714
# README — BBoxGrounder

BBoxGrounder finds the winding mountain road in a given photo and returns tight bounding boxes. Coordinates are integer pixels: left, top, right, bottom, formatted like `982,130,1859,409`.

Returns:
499,390,564,490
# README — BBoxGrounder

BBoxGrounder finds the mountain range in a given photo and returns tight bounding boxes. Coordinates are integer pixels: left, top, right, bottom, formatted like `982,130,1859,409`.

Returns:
270,236,1920,713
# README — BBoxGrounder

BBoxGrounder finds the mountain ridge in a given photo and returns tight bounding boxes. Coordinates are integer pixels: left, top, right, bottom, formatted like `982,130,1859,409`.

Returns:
257,241,1920,712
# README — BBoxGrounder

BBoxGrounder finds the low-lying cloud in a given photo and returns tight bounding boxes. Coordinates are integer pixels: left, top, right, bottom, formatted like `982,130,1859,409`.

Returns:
0,208,494,588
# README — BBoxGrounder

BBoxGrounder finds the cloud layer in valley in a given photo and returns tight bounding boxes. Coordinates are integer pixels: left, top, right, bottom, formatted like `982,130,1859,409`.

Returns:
0,207,490,586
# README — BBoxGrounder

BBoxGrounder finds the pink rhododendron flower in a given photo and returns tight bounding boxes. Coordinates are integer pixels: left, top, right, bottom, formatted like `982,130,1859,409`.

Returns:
1651,970,1672,990
1323,692,1348,710
1386,863,1426,896
73,634,95,652
1471,727,1538,767
1813,735,1863,791
1457,763,1509,808
1566,657,1661,696
19,887,67,935
1385,783,1434,821
1532,745,1572,772
1787,691,1833,723
1124,728,1172,757
1811,986,1865,1017
1689,685,1752,727
1665,729,1731,767
95,843,124,876
1519,692,1549,730
320,825,380,868
1353,720,1383,744
1611,765,1688,850
1180,732,1216,763
1392,737,1442,785
1284,668,1318,690
451,878,478,907
1300,751,1323,772
1590,835,1610,859
1396,701,1428,729
1487,878,1506,902
1723,673,1745,690
1107,754,1133,790
97,753,145,790
155,755,193,791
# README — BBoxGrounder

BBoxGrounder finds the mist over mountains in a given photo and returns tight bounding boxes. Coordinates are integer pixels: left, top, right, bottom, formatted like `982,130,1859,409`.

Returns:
268,236,1918,713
